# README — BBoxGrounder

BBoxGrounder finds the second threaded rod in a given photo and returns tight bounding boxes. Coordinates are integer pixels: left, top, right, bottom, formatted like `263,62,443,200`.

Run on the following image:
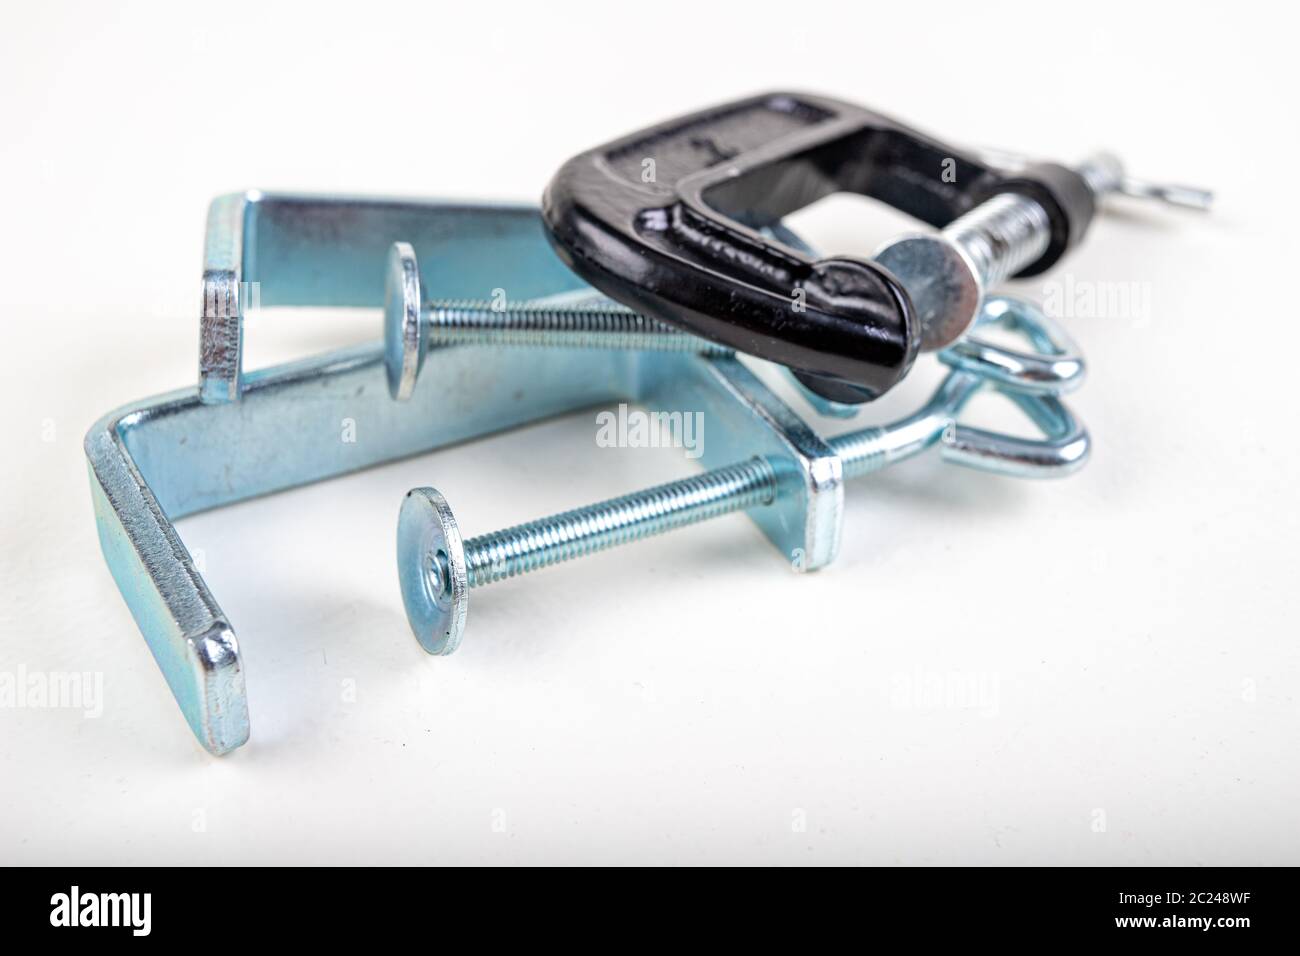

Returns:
396,369,997,656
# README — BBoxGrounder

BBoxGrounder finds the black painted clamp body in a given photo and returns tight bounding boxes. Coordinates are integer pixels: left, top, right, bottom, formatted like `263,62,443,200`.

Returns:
542,92,1096,402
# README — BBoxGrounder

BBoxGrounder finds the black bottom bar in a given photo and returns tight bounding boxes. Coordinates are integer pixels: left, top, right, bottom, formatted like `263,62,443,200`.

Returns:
0,866,1290,942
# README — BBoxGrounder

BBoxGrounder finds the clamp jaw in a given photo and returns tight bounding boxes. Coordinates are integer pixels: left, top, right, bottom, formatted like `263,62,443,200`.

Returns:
543,91,1098,404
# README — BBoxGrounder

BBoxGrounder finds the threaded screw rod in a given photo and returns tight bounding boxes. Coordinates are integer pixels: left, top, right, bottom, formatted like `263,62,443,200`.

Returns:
385,242,727,400
423,299,730,355
828,371,982,479
396,372,984,655
943,152,1147,290
461,457,777,587
940,192,1052,290
874,153,1144,352
463,382,974,588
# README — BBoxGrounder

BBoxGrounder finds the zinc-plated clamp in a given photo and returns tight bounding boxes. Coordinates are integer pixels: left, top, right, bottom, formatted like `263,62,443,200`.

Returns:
88,193,845,755
89,193,1090,756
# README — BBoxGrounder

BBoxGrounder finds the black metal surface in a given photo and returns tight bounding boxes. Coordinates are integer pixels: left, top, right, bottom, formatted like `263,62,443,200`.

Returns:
542,92,1087,402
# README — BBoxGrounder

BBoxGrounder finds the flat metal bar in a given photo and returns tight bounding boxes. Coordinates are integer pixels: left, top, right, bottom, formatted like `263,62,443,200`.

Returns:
199,194,582,403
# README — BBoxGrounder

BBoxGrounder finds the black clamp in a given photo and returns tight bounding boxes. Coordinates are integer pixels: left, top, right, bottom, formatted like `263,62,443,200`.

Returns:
542,92,1096,403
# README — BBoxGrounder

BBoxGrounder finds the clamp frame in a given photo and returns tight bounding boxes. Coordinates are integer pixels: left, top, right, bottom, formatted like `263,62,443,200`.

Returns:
88,194,843,755
543,91,1094,403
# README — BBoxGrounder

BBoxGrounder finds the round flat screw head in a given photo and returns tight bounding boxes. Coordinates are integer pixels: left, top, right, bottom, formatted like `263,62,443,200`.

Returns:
397,487,468,655
384,241,424,401
874,234,982,351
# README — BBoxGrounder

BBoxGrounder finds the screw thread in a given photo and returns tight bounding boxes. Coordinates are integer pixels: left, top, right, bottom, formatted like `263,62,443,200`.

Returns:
827,427,890,478
462,457,778,587
827,371,983,479
943,192,1052,287
427,300,731,354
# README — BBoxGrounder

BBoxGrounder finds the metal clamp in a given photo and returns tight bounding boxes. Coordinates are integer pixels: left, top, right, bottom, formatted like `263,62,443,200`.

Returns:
544,92,1211,406
89,195,844,755
90,193,1090,755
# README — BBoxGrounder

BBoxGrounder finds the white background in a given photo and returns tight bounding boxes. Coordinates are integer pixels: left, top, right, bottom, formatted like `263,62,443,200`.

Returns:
2,1,1297,865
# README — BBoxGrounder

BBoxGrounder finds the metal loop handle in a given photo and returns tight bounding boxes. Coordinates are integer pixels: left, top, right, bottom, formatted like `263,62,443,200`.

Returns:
942,388,1090,478
938,295,1086,395
932,294,1091,478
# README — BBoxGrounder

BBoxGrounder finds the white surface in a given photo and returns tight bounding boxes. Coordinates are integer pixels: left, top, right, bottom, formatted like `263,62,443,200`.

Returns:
1,1,1297,865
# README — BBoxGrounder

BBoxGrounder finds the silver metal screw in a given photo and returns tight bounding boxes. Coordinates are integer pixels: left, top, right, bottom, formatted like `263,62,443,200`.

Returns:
384,242,729,400
397,458,779,654
396,330,1089,656
874,152,1212,351
978,148,1214,212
